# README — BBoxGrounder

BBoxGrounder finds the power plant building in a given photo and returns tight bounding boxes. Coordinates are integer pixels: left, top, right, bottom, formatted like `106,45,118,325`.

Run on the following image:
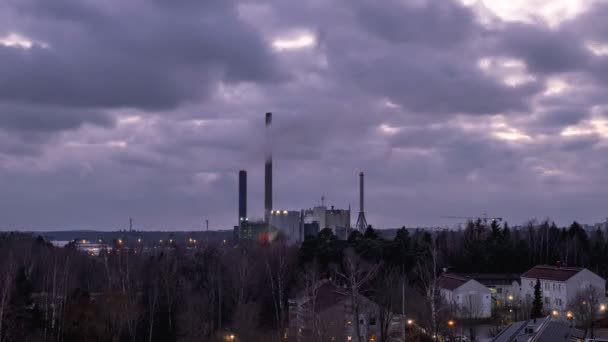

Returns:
270,210,301,243
302,205,350,237
303,221,320,239
233,113,358,244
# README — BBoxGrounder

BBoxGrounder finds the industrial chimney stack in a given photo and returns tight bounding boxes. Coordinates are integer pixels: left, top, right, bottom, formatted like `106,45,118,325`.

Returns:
355,171,368,231
264,112,273,225
239,170,247,223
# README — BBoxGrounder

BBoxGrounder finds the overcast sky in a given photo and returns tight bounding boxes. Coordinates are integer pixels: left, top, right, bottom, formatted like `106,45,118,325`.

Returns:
1,0,608,230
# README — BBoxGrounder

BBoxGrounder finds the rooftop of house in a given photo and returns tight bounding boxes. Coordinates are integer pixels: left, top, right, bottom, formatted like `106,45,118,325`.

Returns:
463,273,521,286
290,279,378,313
521,265,583,282
436,274,469,291
491,316,582,342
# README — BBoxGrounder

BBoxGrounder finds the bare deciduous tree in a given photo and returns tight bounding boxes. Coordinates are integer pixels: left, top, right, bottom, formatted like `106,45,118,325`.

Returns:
414,236,442,340
568,286,603,339
333,248,381,342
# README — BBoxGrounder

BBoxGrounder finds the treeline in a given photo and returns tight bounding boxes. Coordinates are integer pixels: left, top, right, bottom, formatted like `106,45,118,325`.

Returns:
302,219,608,277
0,219,607,342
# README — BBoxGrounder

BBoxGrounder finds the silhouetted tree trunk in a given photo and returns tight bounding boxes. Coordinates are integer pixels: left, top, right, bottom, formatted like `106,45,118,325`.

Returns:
0,255,16,342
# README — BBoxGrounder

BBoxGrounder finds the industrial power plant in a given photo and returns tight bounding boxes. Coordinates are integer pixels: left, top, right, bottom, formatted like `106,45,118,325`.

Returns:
234,112,369,243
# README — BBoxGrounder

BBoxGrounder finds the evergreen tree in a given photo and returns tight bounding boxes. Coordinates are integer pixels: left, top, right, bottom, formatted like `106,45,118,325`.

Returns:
531,279,544,318
363,226,378,240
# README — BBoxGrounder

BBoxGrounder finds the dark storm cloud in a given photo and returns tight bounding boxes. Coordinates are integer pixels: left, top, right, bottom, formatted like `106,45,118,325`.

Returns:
495,23,591,74
2,0,608,230
0,103,112,133
0,0,281,110
304,0,545,115
351,0,475,45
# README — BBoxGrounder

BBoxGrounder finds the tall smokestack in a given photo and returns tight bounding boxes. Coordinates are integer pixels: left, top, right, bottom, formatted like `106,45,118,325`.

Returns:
239,170,247,223
355,171,368,231
265,112,273,224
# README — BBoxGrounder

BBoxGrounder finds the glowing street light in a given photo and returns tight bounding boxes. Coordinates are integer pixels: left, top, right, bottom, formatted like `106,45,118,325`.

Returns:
118,239,123,245
552,310,559,317
508,295,514,301
448,320,454,327
601,304,606,312
566,311,573,319
407,319,413,325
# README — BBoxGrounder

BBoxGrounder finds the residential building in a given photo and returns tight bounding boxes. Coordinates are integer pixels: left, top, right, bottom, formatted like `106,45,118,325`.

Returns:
467,273,521,307
437,274,492,318
520,265,606,316
288,279,382,342
491,316,583,342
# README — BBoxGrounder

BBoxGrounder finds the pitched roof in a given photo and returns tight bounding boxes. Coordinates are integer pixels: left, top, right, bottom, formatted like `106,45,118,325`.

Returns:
466,273,521,286
436,274,468,291
290,280,378,313
521,265,582,282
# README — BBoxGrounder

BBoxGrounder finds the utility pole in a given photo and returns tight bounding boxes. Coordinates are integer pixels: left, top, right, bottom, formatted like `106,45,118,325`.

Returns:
402,271,406,341
206,219,209,242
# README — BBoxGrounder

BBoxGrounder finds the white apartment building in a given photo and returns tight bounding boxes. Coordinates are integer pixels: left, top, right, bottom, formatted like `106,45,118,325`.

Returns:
520,265,606,316
467,273,521,307
437,274,492,318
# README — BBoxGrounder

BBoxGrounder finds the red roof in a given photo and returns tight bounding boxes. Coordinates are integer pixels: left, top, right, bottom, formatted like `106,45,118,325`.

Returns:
436,274,468,290
521,265,582,281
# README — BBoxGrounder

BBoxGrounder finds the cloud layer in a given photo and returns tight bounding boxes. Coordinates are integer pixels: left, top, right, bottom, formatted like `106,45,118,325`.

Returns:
1,0,608,230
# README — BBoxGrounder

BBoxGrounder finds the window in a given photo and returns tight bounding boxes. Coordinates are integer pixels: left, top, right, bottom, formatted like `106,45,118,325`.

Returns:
553,284,556,291
497,288,503,294
369,317,376,326
559,284,562,292
530,281,533,287
545,297,550,304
